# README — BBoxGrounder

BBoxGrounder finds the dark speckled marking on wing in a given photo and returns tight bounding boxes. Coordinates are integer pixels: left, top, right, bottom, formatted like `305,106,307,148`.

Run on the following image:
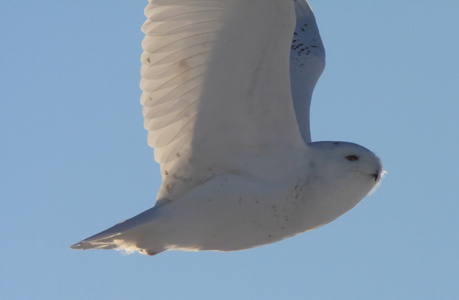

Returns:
291,23,322,60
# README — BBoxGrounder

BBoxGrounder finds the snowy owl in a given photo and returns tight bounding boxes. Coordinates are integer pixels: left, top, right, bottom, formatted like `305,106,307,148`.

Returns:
71,0,383,256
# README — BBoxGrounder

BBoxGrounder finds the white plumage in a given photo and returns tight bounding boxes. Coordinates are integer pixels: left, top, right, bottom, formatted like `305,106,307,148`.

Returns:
71,0,383,256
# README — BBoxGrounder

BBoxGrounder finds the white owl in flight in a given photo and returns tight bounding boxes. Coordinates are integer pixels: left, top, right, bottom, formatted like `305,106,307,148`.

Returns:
72,0,383,256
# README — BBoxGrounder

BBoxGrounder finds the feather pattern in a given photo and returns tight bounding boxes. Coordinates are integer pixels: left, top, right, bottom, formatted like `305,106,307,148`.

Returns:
140,0,304,204
290,0,325,143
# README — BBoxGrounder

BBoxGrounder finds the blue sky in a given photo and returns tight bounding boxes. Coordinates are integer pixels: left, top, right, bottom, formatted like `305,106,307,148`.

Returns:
1,1,458,299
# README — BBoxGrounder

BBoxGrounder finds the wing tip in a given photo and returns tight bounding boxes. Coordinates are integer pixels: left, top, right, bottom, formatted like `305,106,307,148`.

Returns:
70,239,163,256
70,240,118,250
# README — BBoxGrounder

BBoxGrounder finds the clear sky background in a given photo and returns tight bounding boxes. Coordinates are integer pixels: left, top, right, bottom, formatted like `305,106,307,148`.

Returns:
1,1,458,299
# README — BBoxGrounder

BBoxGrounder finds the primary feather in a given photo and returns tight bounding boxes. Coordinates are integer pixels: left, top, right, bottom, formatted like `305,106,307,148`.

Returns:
290,0,325,143
141,0,303,205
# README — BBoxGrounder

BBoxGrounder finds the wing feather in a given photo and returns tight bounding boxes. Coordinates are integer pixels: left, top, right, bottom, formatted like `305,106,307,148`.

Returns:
140,0,305,203
290,0,326,143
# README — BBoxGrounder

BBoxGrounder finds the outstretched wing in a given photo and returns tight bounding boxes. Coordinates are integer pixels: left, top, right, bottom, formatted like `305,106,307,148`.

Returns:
290,0,325,143
141,0,304,204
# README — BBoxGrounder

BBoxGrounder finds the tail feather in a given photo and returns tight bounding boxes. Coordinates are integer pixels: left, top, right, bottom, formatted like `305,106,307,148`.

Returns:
70,232,122,250
70,207,162,255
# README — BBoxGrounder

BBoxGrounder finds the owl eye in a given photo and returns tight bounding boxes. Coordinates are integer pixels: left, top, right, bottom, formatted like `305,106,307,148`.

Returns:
346,155,359,161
